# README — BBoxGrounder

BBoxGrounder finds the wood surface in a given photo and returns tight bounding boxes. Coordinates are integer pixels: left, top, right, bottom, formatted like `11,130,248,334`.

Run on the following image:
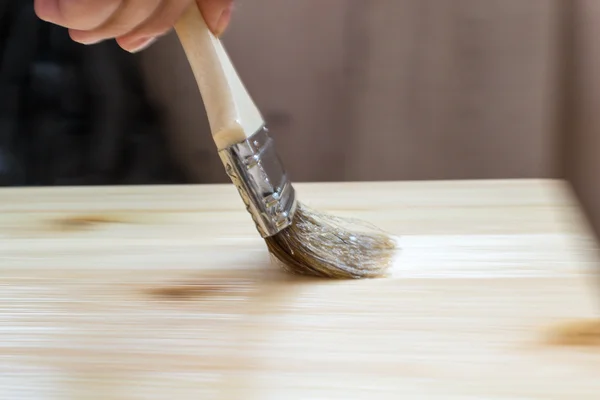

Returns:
1,179,599,398
139,0,563,183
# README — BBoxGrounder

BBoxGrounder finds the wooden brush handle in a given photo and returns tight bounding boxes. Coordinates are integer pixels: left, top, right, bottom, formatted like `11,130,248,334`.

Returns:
174,4,264,150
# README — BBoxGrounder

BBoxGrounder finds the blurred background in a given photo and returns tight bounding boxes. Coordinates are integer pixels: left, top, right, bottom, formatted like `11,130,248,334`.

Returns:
2,0,600,236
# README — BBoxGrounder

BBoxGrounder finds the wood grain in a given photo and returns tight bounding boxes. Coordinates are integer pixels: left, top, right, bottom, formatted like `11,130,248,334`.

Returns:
1,179,599,398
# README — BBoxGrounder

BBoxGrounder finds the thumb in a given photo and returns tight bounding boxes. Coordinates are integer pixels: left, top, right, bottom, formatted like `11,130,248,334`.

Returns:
196,0,234,37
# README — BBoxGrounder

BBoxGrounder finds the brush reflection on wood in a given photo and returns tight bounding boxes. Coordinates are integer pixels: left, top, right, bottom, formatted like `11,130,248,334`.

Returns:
1,180,599,398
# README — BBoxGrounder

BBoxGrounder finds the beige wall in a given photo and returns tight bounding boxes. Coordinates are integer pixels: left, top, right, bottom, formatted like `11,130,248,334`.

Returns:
139,0,565,184
565,0,600,238
343,0,563,181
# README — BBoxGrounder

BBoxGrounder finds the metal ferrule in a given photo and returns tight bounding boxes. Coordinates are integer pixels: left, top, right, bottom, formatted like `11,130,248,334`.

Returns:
218,126,297,238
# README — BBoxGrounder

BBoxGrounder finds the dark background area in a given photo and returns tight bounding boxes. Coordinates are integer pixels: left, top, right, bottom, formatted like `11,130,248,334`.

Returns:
0,0,187,187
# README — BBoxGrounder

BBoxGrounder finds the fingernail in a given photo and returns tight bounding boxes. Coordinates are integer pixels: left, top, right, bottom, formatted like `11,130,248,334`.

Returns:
69,30,105,45
127,36,157,53
79,38,105,45
213,4,233,37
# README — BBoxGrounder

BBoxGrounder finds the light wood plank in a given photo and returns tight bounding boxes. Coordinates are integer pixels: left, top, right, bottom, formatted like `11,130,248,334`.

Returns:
1,179,599,398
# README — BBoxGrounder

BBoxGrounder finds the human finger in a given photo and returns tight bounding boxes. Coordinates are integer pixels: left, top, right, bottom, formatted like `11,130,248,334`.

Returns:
115,0,195,52
196,0,234,37
34,0,121,31
115,0,234,52
68,0,163,45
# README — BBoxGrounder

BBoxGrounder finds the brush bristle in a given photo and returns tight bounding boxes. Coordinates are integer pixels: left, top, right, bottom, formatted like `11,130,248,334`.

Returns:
264,202,398,279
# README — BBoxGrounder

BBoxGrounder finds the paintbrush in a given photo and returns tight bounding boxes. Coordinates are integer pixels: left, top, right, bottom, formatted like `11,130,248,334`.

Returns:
174,4,397,279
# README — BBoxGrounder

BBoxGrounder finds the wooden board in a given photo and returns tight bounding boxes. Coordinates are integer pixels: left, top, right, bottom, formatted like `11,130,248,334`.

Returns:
1,179,599,399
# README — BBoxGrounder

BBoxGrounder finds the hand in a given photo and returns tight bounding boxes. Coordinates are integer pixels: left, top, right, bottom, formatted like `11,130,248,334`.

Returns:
34,0,234,53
